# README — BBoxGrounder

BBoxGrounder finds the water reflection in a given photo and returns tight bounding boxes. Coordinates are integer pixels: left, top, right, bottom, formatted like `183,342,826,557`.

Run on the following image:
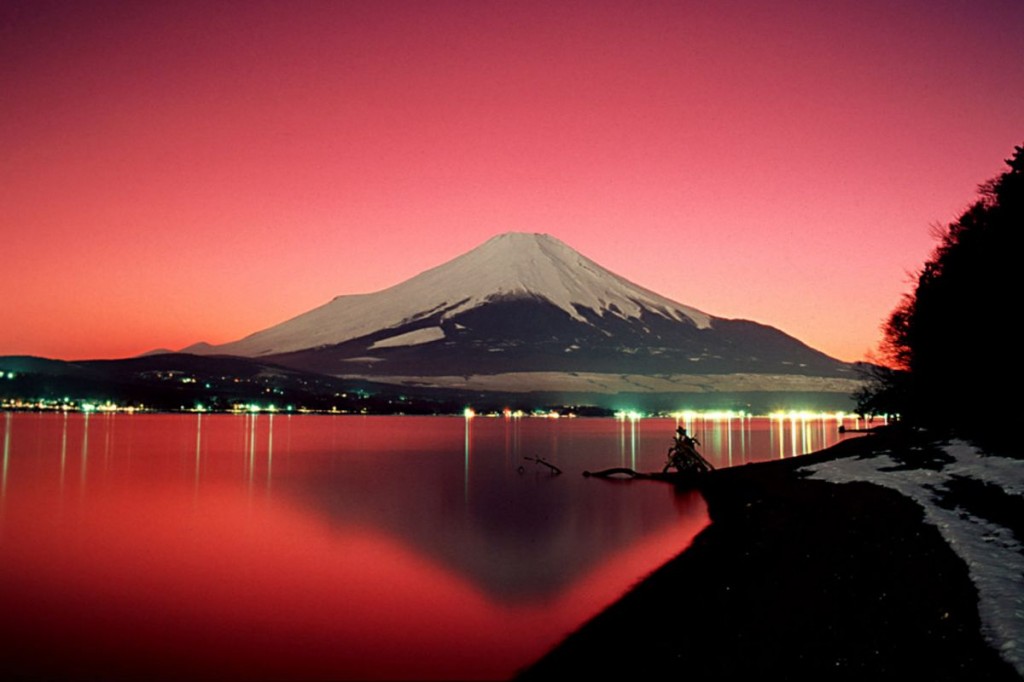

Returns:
267,414,274,487
651,412,875,469
0,412,863,680
194,412,202,491
60,411,68,491
464,413,471,504
1,412,9,501
285,423,702,601
80,411,89,492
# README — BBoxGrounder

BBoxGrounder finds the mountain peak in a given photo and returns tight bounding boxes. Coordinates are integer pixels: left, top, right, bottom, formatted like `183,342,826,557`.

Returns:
484,231,553,242
471,232,608,272
399,231,712,325
480,231,566,250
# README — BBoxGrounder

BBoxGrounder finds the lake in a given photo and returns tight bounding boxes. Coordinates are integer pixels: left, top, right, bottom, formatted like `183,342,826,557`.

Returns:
0,411,866,679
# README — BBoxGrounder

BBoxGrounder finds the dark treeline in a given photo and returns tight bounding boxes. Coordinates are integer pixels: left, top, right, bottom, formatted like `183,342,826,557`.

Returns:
857,144,1022,449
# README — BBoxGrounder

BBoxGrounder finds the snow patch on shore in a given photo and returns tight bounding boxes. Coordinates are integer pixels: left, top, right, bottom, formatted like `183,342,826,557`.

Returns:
802,443,1024,676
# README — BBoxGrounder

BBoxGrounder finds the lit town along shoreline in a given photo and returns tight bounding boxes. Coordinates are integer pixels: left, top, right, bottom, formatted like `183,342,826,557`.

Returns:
0,392,890,425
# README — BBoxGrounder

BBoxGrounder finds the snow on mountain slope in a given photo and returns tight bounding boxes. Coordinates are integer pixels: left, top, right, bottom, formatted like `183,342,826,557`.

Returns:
368,327,446,350
206,233,713,357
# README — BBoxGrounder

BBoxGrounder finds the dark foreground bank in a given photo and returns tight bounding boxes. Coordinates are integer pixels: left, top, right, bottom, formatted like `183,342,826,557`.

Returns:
517,430,1019,681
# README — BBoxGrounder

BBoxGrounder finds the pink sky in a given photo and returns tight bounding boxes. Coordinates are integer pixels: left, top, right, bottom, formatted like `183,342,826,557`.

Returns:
3,0,1022,362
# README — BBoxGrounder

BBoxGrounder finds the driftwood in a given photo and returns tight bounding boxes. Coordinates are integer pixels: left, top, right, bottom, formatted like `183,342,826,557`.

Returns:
689,447,716,472
583,467,706,484
665,442,715,474
523,456,563,475
583,435,713,485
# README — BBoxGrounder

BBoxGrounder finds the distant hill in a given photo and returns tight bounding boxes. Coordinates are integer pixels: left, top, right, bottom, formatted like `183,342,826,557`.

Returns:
0,352,864,414
0,354,475,413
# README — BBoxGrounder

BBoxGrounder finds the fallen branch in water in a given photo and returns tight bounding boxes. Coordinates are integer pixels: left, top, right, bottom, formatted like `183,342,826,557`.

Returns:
583,467,707,485
583,467,641,478
523,456,563,475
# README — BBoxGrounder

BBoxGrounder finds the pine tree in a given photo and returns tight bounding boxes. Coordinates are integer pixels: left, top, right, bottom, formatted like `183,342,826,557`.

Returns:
858,144,1022,446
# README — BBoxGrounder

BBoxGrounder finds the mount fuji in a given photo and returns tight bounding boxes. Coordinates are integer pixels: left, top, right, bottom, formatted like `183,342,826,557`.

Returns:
186,233,861,400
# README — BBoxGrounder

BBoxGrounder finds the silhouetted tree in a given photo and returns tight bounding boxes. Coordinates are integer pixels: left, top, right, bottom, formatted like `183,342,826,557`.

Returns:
858,144,1022,446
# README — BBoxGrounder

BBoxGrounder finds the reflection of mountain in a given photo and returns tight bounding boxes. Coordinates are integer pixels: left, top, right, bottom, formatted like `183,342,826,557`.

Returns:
186,233,861,400
275,420,707,602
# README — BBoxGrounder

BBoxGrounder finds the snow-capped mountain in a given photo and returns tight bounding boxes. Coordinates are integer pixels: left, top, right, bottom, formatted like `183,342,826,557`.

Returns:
197,232,712,356
188,232,860,395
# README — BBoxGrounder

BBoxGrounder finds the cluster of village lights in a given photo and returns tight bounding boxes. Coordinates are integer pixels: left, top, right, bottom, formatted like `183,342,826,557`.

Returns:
3,394,893,422
0,398,142,413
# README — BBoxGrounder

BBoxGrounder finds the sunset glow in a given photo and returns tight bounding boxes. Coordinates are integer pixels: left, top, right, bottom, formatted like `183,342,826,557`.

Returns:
3,1,1021,361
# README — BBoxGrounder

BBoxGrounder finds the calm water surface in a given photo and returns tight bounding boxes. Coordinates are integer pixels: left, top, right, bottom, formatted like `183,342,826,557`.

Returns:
0,412,864,679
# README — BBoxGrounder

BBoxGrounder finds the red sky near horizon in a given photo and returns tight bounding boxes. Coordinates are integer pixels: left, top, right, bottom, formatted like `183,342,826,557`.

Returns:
3,0,1022,363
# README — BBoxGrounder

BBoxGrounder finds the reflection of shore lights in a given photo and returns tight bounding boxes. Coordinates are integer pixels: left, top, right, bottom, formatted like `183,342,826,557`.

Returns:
669,410,747,420
768,410,858,421
463,407,475,418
